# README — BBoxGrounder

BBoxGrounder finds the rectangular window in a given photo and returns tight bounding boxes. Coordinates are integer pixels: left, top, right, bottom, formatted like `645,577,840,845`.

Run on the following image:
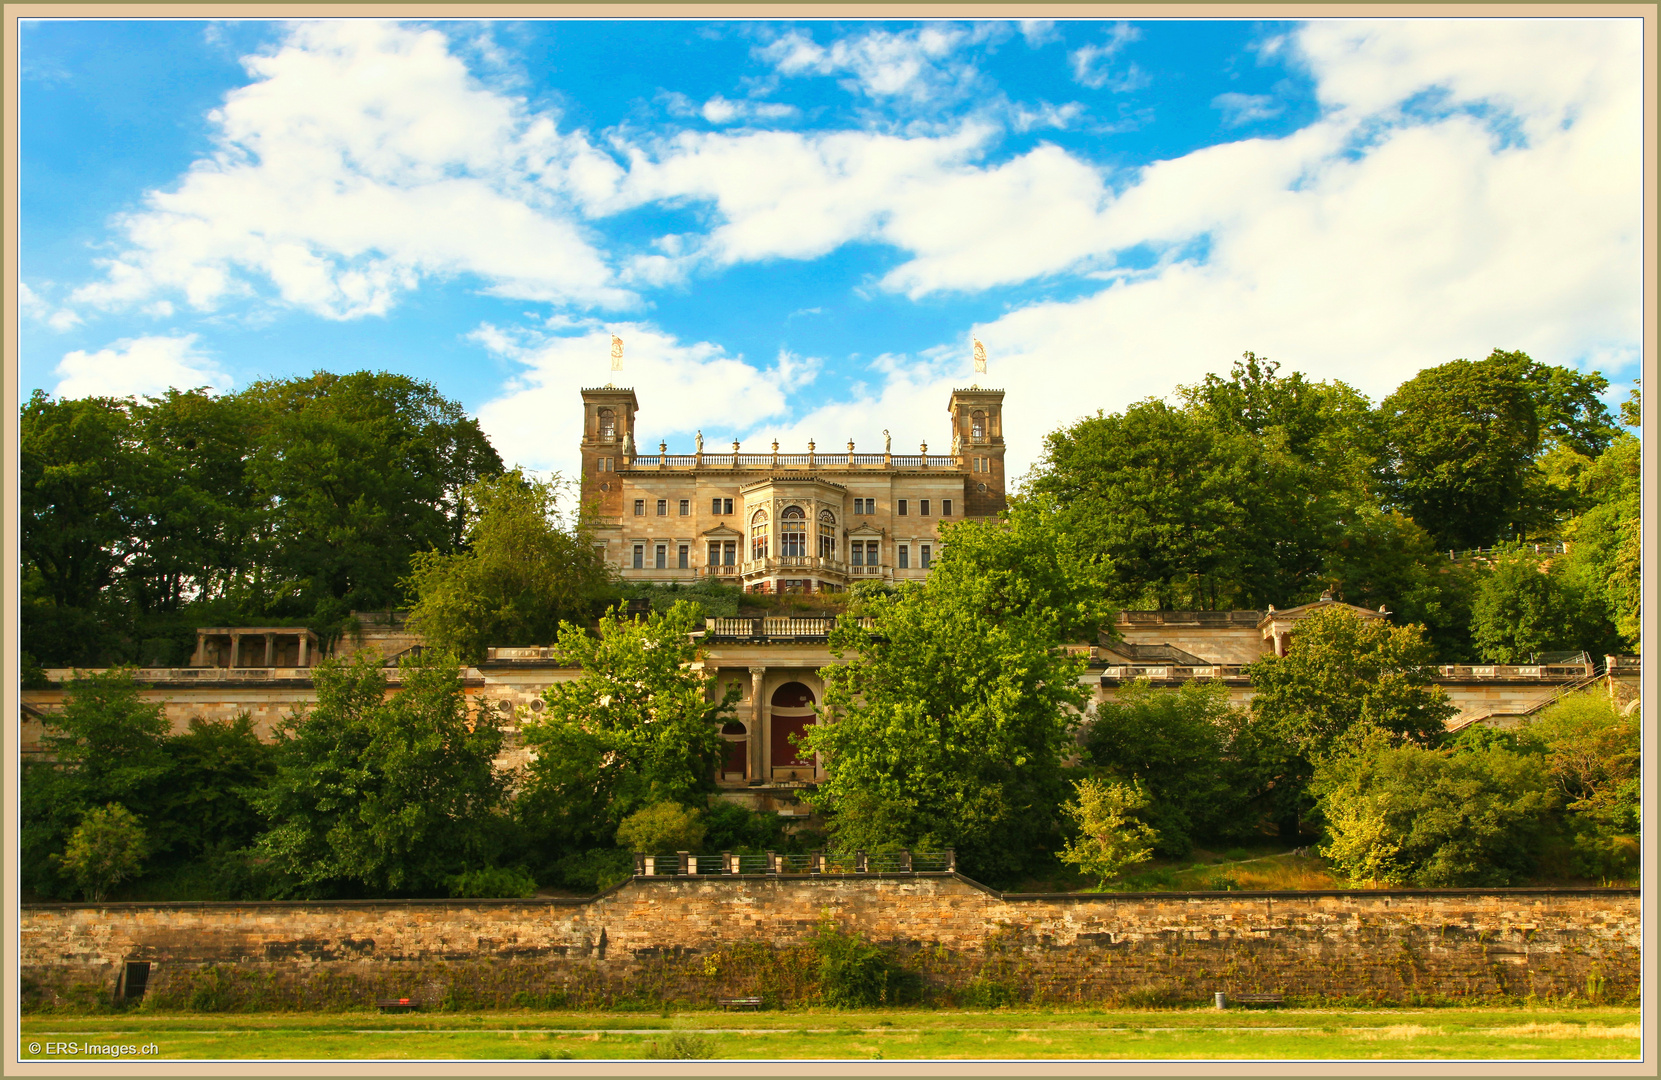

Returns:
634,500,645,516
724,498,733,514
850,541,863,566
921,499,930,516
709,541,721,567
679,499,690,516
655,544,667,569
724,540,736,565
942,499,952,516
898,545,909,569
633,544,644,569
711,498,722,515
656,499,667,516
898,499,908,516
921,544,932,569
678,545,689,569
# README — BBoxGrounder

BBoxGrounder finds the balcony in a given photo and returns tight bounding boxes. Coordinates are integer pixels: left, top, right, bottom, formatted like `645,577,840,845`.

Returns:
704,616,876,641
702,564,741,577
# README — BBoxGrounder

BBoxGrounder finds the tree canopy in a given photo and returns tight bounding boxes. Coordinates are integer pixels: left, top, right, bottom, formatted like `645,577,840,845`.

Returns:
404,469,612,663
804,505,1112,884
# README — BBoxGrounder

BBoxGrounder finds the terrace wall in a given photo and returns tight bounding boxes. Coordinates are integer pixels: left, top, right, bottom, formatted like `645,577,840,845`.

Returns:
21,876,1638,1011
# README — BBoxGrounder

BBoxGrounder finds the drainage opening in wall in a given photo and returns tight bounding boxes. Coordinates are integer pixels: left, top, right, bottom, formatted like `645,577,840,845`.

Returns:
118,961,150,1002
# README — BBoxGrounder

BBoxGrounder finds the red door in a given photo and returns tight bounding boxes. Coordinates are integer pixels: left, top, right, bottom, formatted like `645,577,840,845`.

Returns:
771,714,815,767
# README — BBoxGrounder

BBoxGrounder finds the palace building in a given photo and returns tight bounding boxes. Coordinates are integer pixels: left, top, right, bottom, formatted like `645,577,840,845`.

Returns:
577,383,1008,593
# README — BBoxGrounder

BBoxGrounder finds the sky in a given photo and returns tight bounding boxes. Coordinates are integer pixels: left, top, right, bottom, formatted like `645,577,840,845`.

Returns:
17,17,1645,483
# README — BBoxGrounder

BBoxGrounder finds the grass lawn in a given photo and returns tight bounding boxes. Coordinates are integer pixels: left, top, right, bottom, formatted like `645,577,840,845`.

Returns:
19,1006,1639,1061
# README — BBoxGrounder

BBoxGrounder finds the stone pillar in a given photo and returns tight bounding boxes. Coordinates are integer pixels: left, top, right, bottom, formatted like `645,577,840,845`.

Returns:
750,667,766,780
299,633,310,668
230,632,242,669
264,632,275,668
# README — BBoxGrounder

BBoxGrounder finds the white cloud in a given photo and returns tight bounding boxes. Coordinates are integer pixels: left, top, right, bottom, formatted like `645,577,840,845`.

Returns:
1212,92,1282,126
1018,20,1059,48
1069,23,1147,91
51,334,231,399
71,20,631,320
20,282,83,330
473,323,795,476
757,25,988,104
1009,100,1085,132
700,95,798,125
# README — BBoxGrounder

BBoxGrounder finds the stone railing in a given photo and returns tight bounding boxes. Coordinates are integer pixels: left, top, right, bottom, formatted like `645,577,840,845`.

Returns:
742,555,846,576
703,617,875,640
701,564,741,577
622,453,963,471
484,647,559,662
44,666,321,684
1100,664,1247,681
635,850,956,876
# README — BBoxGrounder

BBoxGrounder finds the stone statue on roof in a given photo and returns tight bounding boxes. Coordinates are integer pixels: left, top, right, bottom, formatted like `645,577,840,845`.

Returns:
972,336,988,374
610,334,624,371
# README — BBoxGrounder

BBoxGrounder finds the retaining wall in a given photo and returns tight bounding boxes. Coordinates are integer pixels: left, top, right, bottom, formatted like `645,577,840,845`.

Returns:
21,875,1639,1011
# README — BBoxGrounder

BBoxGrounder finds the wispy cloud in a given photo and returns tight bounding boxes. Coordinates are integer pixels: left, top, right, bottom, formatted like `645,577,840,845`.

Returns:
51,333,231,399
1069,22,1147,91
1213,91,1283,126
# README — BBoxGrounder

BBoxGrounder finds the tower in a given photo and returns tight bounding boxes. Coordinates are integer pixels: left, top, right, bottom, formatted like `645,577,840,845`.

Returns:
579,386,639,519
949,387,1006,517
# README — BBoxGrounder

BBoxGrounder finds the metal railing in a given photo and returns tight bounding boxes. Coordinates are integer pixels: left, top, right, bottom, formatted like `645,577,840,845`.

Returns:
633,850,956,876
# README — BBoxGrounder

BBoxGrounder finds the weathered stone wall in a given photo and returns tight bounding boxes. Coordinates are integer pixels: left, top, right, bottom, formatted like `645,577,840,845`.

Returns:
21,876,1638,1011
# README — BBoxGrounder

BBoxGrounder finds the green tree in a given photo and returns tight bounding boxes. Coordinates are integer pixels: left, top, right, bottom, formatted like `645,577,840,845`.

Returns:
1247,607,1455,836
1028,356,1381,610
54,803,149,902
242,370,503,630
615,802,708,854
1312,727,1554,887
1083,679,1260,857
404,469,611,663
1056,778,1159,888
1558,433,1642,653
1469,550,1612,663
517,602,734,860
803,503,1111,884
1380,350,1615,549
254,649,508,897
154,715,277,866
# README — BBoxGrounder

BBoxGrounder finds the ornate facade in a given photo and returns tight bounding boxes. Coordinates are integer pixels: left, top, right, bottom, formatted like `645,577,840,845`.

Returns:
577,384,1007,593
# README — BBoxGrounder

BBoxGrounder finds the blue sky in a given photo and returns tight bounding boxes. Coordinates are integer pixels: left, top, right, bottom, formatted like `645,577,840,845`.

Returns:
18,18,1643,481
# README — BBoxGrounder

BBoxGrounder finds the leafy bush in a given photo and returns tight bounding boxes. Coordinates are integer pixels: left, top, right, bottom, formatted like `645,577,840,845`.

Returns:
646,1034,716,1059
813,920,915,1008
548,848,633,894
1312,726,1554,886
54,803,147,901
616,803,707,854
445,865,538,898
1057,778,1159,887
701,801,785,853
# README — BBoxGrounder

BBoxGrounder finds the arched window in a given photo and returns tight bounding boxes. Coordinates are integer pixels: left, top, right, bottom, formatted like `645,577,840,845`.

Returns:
750,509,770,560
971,410,986,440
598,408,616,440
780,505,807,558
819,509,837,558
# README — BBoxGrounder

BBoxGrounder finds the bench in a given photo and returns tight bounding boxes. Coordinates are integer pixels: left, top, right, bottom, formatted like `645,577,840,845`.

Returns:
375,997,417,1013
1226,992,1284,1007
718,997,762,1011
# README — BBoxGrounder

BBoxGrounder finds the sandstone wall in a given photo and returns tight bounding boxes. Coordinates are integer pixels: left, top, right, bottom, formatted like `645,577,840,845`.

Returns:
21,876,1637,1011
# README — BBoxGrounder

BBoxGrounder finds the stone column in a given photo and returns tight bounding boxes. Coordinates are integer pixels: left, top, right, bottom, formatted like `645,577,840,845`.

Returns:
230,632,242,668
750,667,766,781
264,632,275,668
299,633,310,668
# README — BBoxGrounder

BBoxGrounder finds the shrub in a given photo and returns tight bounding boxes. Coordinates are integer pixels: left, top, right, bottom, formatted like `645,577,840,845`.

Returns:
1312,726,1554,887
1057,778,1159,887
54,803,147,901
813,920,915,1008
549,848,634,894
445,865,538,898
647,1034,716,1059
616,803,707,854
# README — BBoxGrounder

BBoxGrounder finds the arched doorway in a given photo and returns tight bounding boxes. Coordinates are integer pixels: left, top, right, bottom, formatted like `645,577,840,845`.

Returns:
770,681,817,778
720,721,748,781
